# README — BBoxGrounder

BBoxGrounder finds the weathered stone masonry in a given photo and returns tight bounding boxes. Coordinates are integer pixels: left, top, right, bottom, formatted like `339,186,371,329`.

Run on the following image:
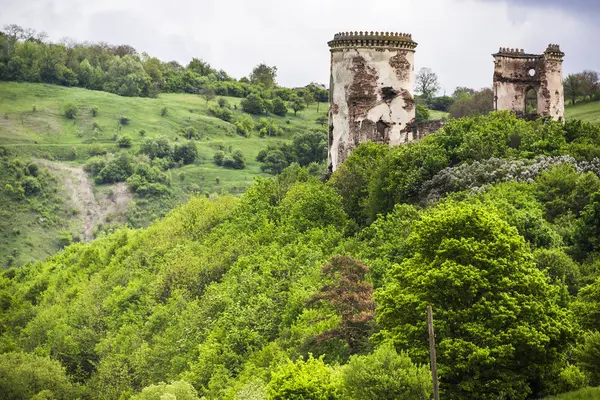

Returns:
493,44,565,120
327,32,418,172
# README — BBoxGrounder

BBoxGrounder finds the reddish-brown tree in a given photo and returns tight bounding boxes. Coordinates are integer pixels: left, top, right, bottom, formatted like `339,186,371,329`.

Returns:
308,255,375,354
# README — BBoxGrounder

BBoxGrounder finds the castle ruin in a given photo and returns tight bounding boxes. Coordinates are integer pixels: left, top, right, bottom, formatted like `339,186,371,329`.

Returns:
327,31,418,172
493,45,565,120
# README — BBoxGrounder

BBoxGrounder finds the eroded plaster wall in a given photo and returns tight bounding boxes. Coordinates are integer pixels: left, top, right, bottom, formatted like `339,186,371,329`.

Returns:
493,46,564,121
328,47,415,172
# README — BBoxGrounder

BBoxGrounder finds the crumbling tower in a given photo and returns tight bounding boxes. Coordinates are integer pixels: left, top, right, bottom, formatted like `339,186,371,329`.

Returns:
493,44,565,120
327,31,418,172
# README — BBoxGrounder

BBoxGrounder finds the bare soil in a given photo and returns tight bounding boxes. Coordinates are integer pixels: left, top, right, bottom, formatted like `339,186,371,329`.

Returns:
35,159,132,241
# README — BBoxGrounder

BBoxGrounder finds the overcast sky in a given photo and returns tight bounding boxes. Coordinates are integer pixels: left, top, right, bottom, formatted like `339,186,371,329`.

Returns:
1,0,598,93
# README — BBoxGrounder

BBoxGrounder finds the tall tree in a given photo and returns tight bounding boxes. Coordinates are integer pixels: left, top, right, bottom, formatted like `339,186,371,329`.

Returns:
249,63,277,89
308,255,375,354
415,67,441,102
564,74,583,105
579,70,599,100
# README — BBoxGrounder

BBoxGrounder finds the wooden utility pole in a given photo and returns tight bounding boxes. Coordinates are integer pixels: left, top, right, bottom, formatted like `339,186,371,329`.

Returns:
427,305,440,400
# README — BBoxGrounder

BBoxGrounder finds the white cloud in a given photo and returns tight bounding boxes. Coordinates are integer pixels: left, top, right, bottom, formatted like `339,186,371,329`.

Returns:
0,0,596,93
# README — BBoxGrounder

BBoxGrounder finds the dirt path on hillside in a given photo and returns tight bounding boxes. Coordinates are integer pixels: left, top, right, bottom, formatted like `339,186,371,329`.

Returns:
35,159,132,242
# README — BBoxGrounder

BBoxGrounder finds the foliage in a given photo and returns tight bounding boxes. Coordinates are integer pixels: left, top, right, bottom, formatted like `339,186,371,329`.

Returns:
63,102,78,119
308,256,374,353
376,201,575,399
449,88,493,118
173,141,198,165
290,96,306,116
241,93,266,115
266,356,340,400
0,352,79,399
340,342,432,400
249,64,277,89
235,114,255,137
415,67,440,102
117,136,132,148
132,380,199,400
415,104,430,123
272,97,288,117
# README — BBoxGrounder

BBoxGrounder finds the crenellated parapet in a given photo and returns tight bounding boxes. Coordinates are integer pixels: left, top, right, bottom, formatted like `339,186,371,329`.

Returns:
328,31,417,52
544,44,565,60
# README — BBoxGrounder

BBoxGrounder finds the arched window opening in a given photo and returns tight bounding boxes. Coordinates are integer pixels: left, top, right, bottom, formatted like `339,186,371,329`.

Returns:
525,88,538,115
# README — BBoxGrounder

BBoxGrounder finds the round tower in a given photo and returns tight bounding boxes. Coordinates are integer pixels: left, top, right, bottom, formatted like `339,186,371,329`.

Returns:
327,31,418,172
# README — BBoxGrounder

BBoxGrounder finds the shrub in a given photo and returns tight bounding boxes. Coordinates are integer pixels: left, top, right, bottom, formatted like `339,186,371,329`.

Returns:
161,107,168,117
117,136,133,148
340,342,432,400
235,115,255,137
91,106,98,117
139,136,173,160
139,129,146,136
21,176,41,196
267,355,340,400
213,151,225,166
173,141,198,165
272,97,288,116
119,116,130,125
32,105,36,112
132,380,199,400
84,156,107,176
231,149,246,169
63,103,78,119
183,126,201,140
218,98,230,108
240,93,266,114
96,152,134,183
209,106,233,122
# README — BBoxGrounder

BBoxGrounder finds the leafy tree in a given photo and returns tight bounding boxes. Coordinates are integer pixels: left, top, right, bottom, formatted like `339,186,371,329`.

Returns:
0,352,79,399
201,89,216,104
340,343,432,400
290,96,306,116
260,149,289,175
174,141,198,164
576,332,600,386
241,93,266,115
272,97,288,117
249,63,277,89
96,152,134,183
266,355,340,400
213,151,225,166
132,380,199,400
415,104,430,123
292,130,327,166
187,58,215,76
117,136,132,148
139,136,173,159
415,67,440,102
579,70,599,100
448,88,493,118
235,114,255,137
280,181,347,232
564,74,584,105
376,201,575,399
231,149,246,170
429,96,454,112
308,256,374,354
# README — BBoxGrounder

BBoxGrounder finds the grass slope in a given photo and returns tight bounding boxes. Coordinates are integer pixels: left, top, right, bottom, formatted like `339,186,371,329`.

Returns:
566,100,600,124
0,82,327,266
543,387,600,399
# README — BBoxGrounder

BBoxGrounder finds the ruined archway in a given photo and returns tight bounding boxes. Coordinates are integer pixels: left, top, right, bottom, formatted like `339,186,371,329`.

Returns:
525,87,538,115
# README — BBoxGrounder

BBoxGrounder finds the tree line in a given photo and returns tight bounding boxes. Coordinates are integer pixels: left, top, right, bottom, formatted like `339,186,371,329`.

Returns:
0,24,328,109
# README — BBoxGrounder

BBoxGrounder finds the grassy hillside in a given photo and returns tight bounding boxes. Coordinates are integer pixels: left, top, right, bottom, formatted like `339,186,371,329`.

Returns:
0,82,327,266
566,100,600,124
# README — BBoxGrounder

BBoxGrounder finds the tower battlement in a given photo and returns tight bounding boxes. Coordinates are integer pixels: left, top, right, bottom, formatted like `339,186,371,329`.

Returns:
328,31,417,51
327,30,419,172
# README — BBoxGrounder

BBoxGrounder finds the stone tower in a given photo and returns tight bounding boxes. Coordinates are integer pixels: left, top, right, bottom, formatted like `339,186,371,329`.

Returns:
492,44,565,120
327,31,418,172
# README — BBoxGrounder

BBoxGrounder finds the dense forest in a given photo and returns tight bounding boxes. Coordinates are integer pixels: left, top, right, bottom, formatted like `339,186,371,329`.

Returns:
2,111,600,399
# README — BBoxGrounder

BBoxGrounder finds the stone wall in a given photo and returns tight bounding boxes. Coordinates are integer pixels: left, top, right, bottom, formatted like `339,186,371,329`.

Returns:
493,45,564,120
328,32,417,172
